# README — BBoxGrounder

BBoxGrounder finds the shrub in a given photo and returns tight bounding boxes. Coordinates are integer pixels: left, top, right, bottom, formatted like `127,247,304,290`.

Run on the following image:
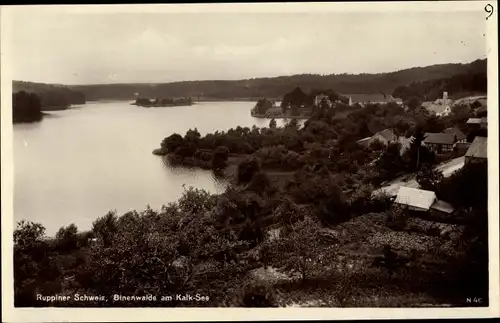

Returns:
239,282,278,307
237,157,262,184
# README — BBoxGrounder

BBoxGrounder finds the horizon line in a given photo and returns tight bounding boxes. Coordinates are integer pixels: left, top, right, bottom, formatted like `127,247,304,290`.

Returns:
13,57,486,87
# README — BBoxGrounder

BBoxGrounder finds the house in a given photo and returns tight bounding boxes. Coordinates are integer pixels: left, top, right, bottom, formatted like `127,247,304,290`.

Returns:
466,117,487,130
423,133,455,154
314,94,331,107
443,127,467,143
422,103,452,116
422,92,454,116
394,186,437,211
346,94,398,107
393,98,404,105
368,129,398,147
394,186,455,216
465,136,487,164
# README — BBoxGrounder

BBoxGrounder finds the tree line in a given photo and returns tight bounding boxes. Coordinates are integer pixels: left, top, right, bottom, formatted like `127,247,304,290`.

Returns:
13,81,86,110
393,72,487,102
13,91,43,123
69,59,486,101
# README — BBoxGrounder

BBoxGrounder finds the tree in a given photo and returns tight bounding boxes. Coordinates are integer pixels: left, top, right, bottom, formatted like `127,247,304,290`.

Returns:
55,223,79,252
212,146,229,170
423,115,445,133
237,157,262,184
405,96,422,113
270,217,327,282
269,118,277,129
405,127,427,171
161,133,184,154
437,161,487,210
238,283,278,307
376,142,404,180
14,221,61,306
416,165,444,191
13,91,43,123
246,171,273,196
91,211,118,248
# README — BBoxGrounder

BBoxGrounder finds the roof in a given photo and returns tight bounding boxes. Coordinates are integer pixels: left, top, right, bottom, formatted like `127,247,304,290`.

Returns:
444,127,466,141
466,118,482,124
465,136,487,159
356,137,372,145
430,200,455,214
347,93,391,103
376,129,397,142
394,186,436,211
423,133,456,145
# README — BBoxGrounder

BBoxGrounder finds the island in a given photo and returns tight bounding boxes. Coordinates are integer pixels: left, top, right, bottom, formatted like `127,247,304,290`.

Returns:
133,96,193,108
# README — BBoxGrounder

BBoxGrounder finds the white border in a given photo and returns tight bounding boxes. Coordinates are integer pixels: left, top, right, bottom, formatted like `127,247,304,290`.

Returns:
1,2,499,322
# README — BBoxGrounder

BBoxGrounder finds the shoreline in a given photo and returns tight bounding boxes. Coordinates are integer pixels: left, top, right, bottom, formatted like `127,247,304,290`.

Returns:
132,102,194,108
251,112,309,120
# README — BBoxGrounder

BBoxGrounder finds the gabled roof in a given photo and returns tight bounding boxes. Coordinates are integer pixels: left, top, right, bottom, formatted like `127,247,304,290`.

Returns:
376,129,397,142
423,133,456,145
394,187,436,211
465,136,487,159
444,127,466,141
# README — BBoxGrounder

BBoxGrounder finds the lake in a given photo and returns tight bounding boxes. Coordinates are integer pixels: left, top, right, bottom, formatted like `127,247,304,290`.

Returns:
13,101,298,236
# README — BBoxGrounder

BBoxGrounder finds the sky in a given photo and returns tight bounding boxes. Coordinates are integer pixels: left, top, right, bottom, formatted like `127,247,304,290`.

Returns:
8,8,487,85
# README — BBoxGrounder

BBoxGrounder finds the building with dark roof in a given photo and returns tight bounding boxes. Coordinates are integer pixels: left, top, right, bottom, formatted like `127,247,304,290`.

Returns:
368,129,398,147
466,117,487,130
444,127,467,143
465,136,487,164
423,133,456,154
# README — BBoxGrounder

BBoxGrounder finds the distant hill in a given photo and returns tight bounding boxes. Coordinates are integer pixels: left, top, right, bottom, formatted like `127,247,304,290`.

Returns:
392,72,487,102
13,81,86,110
65,59,486,101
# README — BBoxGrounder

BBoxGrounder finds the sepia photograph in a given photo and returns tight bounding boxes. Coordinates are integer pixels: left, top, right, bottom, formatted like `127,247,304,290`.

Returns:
1,2,499,321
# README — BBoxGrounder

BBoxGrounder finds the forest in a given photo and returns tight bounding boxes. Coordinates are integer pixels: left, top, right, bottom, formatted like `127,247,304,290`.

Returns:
14,93,488,307
392,72,487,102
13,81,86,110
69,59,486,101
12,91,43,123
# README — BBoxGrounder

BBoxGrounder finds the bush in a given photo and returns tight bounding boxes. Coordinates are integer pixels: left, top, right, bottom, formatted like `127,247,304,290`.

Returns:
239,283,278,307
237,157,262,184
212,146,229,170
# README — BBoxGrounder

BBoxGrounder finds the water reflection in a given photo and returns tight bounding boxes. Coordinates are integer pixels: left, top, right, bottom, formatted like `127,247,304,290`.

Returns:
14,101,257,235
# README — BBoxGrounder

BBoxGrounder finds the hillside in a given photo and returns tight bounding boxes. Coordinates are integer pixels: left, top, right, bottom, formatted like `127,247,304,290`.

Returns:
67,59,486,101
392,72,487,102
13,81,86,110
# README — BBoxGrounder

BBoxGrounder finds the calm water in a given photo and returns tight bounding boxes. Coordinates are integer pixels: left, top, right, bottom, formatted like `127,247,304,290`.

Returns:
14,101,299,236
